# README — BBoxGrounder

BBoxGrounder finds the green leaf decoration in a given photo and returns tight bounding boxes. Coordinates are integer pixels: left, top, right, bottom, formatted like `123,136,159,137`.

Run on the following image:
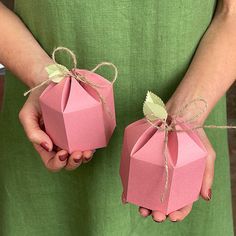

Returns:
143,91,168,121
45,64,69,83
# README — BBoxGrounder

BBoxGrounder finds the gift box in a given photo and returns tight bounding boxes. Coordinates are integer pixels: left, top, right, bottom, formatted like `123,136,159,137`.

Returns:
120,92,207,215
39,68,116,154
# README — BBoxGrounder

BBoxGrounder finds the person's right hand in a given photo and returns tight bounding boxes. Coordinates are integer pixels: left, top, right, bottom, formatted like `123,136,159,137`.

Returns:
19,85,95,172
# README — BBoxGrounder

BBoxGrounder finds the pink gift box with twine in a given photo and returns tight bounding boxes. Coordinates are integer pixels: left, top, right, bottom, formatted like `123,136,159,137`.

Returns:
24,47,118,154
120,91,208,215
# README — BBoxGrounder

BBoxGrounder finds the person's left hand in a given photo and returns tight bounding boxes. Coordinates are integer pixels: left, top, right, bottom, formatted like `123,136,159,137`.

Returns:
121,101,215,222
137,127,215,222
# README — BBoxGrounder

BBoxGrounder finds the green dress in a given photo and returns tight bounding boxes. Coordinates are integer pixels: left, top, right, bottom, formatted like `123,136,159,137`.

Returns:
0,1,234,235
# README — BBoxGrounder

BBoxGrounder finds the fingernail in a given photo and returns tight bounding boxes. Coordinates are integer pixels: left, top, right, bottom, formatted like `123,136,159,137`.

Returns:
85,155,92,160
122,194,127,204
59,154,68,161
40,142,50,152
207,189,212,201
92,149,96,154
153,218,164,223
73,157,81,163
156,219,163,223
84,156,93,163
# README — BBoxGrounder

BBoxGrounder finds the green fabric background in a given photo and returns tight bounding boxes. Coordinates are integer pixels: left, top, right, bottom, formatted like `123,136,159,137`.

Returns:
0,0,234,235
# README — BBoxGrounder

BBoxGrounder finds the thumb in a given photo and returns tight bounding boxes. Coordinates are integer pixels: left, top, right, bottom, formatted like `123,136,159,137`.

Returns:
19,105,53,152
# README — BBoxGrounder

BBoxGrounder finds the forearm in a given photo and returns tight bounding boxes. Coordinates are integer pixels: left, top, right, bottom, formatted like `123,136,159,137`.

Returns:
0,3,53,88
166,1,236,124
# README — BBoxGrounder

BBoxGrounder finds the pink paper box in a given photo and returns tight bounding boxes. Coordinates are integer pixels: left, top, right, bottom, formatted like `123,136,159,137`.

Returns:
120,118,207,215
39,69,116,154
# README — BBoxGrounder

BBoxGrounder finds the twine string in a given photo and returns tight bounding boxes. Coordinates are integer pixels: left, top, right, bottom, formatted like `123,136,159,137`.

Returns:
161,125,169,203
24,79,51,96
52,46,77,69
91,62,118,84
24,47,118,118
171,97,208,126
146,98,236,203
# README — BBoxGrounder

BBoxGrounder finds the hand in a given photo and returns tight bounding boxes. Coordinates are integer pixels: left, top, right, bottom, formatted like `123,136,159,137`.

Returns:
122,99,216,222
138,127,215,222
19,85,95,172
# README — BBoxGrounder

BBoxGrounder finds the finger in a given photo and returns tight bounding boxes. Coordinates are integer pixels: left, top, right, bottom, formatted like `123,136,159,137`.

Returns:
152,210,166,222
19,107,53,152
33,144,68,172
200,150,215,200
139,207,152,217
195,129,215,201
82,150,95,163
65,151,83,171
121,191,128,204
168,204,193,222
53,145,62,152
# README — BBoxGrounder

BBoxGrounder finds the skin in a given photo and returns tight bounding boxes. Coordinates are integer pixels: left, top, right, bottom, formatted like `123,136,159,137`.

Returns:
0,0,236,223
0,2,95,170
138,0,236,222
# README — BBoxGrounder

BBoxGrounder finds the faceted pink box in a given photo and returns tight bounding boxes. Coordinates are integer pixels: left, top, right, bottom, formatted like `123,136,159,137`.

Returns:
120,118,207,215
39,69,116,154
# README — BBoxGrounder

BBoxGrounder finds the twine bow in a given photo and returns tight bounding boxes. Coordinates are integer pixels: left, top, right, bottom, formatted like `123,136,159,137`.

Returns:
143,91,236,203
24,47,118,117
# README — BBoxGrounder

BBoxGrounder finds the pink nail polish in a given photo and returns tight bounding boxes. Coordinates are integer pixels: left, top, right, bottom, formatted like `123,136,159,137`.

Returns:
152,217,164,223
84,156,92,163
207,189,212,200
40,142,50,152
59,154,68,161
73,158,81,163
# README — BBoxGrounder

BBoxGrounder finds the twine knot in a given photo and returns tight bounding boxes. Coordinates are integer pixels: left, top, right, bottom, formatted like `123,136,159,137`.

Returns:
24,47,118,96
143,91,236,203
23,47,118,118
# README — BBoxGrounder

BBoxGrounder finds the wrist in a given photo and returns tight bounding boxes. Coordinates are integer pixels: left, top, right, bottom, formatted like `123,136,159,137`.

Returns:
166,93,208,126
27,57,54,89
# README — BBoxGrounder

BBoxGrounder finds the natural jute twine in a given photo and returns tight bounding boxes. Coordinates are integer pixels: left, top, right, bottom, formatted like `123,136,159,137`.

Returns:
24,47,118,118
145,97,236,203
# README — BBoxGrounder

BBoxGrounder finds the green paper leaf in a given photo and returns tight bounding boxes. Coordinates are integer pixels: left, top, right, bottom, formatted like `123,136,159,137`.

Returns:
143,91,167,121
45,64,69,83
